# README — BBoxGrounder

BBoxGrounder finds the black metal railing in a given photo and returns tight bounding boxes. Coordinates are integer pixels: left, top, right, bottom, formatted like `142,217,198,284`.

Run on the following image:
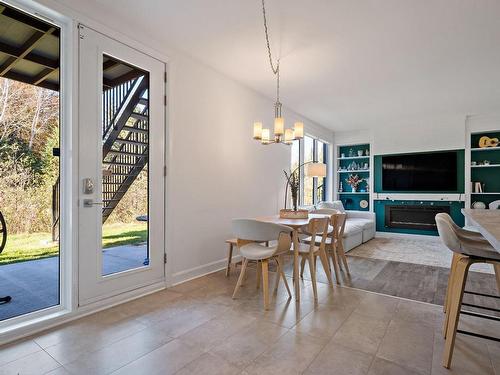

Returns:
102,78,137,138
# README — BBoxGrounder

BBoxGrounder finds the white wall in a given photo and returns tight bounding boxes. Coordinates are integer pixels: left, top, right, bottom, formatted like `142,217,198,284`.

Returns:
38,0,331,284
334,114,467,155
167,55,323,281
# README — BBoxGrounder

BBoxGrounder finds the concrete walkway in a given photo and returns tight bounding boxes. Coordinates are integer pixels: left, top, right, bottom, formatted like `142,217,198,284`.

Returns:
0,244,147,321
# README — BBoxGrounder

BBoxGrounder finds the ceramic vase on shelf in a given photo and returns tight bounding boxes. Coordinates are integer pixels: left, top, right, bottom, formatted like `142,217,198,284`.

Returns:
351,186,357,193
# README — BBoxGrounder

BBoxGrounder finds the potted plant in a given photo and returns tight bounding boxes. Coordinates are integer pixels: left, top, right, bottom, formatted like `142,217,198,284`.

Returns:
346,174,364,193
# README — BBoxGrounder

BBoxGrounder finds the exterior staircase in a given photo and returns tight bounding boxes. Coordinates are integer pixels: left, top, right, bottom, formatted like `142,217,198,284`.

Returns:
101,75,149,223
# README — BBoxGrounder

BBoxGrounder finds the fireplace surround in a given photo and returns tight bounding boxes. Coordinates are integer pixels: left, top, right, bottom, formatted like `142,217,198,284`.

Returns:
384,205,451,231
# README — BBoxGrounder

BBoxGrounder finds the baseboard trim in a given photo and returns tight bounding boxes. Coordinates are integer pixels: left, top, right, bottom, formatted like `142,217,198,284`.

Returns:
168,255,242,286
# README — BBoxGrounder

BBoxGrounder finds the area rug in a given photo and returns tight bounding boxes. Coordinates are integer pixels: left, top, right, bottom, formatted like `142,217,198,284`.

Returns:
348,234,493,274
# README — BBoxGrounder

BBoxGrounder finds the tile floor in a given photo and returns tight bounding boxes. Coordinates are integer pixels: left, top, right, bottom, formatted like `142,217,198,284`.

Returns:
1,267,499,375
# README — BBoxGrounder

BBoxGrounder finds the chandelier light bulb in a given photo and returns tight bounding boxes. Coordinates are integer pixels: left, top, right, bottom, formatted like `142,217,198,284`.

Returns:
261,128,271,144
293,122,304,139
284,128,294,144
253,122,263,139
274,117,284,136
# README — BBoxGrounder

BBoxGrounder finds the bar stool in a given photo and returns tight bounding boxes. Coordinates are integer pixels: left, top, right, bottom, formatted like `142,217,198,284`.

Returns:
440,214,496,313
436,213,500,369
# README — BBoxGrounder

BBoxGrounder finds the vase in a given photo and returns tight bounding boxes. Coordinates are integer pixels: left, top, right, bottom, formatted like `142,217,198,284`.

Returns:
351,186,357,193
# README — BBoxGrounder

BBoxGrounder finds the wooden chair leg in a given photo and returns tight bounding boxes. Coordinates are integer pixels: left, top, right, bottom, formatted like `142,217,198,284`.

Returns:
330,244,341,285
493,263,500,293
273,258,281,294
232,258,249,299
225,243,233,277
318,247,334,286
262,259,270,310
279,256,292,298
300,256,306,278
308,253,318,300
442,257,471,369
338,241,350,274
256,260,261,289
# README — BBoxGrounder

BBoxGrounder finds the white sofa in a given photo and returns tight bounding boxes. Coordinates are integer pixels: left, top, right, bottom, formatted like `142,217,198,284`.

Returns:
311,201,375,252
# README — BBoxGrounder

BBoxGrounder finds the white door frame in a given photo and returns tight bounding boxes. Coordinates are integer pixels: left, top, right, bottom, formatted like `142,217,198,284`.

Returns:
0,0,76,335
77,25,166,306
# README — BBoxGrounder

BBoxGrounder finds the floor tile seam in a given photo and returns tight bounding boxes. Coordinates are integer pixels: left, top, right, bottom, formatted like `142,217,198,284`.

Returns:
46,325,175,370
0,340,51,369
299,304,359,373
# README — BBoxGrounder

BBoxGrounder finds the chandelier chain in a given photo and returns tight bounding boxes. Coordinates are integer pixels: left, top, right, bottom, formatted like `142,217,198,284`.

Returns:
261,0,280,102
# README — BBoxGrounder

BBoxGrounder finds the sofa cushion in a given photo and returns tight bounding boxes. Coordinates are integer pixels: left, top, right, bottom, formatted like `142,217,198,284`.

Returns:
347,218,375,230
317,200,345,213
343,221,363,237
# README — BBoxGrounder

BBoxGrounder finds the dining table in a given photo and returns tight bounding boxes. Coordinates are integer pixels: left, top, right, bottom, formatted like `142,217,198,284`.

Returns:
254,213,330,302
462,208,500,251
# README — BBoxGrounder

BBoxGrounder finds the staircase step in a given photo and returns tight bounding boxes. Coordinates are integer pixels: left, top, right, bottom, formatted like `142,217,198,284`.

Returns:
103,199,121,202
138,98,148,106
130,112,148,121
123,126,148,134
103,173,137,177
107,150,146,157
103,161,142,167
114,139,148,146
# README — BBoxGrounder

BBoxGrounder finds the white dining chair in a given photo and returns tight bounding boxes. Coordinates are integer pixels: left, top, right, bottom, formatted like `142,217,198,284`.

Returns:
436,213,500,369
231,219,293,310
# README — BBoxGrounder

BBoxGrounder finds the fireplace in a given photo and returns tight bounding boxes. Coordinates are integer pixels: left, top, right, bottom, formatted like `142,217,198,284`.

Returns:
384,205,451,231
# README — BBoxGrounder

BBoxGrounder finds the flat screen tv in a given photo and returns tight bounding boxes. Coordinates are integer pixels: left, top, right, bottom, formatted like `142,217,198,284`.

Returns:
382,151,458,192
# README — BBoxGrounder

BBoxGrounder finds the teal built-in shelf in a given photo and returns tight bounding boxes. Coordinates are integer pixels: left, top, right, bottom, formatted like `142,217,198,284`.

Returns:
336,143,371,211
470,131,500,208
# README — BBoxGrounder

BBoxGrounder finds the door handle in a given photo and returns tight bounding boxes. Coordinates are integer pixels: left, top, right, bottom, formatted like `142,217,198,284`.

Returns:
83,199,104,208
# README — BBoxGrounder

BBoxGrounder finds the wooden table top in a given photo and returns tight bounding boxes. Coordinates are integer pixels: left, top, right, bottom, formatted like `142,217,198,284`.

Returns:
254,214,330,228
462,209,500,251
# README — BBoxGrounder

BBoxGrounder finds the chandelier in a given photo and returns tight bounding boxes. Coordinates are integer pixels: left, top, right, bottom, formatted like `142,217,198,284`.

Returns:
253,0,304,145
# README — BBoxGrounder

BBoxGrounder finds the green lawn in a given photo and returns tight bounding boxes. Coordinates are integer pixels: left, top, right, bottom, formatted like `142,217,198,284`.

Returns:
0,223,147,265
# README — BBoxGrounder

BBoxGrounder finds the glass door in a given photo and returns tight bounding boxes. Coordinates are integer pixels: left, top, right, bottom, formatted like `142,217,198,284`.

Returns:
0,2,61,322
78,25,165,306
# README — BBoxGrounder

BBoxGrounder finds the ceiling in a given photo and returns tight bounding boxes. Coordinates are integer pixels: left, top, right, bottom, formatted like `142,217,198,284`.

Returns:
81,0,500,130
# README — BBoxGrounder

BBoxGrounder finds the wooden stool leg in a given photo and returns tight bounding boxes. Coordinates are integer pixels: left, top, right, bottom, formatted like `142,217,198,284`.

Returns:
443,258,455,338
444,253,459,314
442,257,471,369
232,258,249,299
262,259,270,310
226,243,234,277
318,247,334,286
308,253,318,300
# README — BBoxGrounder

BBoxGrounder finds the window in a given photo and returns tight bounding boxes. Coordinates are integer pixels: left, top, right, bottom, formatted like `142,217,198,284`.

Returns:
303,136,314,205
289,135,329,207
